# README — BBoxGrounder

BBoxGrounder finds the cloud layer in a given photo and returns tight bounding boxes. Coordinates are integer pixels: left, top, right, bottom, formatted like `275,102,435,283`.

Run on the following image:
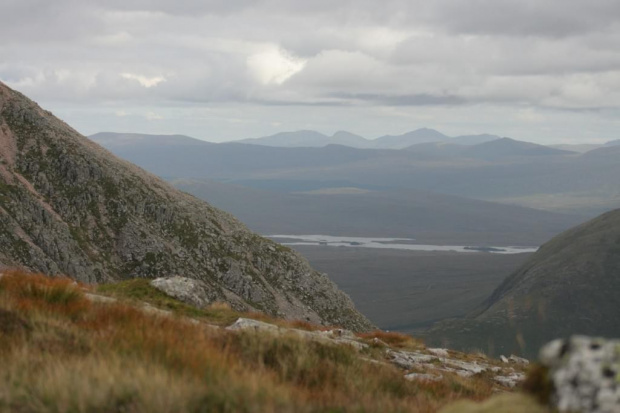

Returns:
1,0,619,142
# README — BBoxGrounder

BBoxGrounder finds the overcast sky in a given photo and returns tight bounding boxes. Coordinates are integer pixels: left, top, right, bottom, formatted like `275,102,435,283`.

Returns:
1,0,620,143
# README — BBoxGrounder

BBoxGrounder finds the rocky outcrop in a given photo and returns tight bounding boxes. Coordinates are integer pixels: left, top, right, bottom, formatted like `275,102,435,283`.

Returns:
540,336,620,413
0,82,373,331
386,348,526,387
226,317,367,350
150,276,217,308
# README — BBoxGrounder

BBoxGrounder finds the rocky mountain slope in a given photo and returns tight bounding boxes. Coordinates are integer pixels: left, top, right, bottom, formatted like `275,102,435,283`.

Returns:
0,82,373,331
426,208,620,358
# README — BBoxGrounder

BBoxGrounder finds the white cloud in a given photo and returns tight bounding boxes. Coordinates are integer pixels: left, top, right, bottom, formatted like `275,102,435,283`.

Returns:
515,108,545,123
121,73,167,88
247,47,306,85
91,31,133,46
145,111,164,120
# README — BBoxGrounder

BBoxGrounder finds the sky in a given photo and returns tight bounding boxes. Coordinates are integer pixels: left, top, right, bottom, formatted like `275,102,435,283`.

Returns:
1,0,620,144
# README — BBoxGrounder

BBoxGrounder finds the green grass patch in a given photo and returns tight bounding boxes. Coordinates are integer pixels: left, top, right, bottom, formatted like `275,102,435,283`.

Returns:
96,279,243,325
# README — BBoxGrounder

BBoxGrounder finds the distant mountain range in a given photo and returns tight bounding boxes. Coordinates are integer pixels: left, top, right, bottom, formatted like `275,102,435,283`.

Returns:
426,207,620,359
550,139,620,153
405,137,574,160
90,131,620,217
233,128,620,150
235,128,502,149
89,132,578,180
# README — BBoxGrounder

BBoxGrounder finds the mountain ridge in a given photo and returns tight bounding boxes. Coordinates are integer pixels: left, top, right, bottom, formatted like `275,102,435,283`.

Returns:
231,128,502,149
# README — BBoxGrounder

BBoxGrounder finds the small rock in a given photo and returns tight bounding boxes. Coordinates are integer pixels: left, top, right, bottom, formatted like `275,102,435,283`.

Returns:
226,318,368,350
387,349,435,369
428,348,450,357
508,355,529,365
372,337,389,347
494,373,526,388
226,318,279,333
405,372,443,382
150,276,213,308
327,328,356,339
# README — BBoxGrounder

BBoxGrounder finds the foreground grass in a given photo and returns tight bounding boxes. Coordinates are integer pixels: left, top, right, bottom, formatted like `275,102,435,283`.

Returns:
0,271,540,412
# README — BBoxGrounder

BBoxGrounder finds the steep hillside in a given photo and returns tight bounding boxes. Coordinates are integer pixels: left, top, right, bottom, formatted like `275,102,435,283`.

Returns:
426,208,620,358
0,82,373,331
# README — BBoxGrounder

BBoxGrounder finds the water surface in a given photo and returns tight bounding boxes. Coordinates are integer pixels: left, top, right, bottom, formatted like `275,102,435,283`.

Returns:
267,235,538,254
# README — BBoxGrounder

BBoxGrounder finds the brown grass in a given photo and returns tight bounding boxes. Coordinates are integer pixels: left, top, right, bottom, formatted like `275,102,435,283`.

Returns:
0,270,512,412
358,330,425,350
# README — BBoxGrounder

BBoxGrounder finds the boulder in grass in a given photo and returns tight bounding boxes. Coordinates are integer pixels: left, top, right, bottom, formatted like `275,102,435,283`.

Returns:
150,276,215,308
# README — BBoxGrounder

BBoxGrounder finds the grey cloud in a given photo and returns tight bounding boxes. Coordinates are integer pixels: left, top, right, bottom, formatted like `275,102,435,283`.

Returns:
99,0,260,16
0,1,105,43
1,0,620,143
423,0,620,38
329,93,466,106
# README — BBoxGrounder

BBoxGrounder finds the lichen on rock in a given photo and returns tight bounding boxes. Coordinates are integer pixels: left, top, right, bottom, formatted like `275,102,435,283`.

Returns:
540,335,620,413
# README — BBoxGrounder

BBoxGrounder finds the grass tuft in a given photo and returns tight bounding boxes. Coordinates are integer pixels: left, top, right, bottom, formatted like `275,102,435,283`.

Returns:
359,330,425,350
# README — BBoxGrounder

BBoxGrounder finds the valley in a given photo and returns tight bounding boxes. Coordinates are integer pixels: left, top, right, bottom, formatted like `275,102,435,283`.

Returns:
287,245,532,334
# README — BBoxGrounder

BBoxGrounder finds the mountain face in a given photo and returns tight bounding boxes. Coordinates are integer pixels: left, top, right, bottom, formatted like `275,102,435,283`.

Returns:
426,208,620,358
0,82,373,331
